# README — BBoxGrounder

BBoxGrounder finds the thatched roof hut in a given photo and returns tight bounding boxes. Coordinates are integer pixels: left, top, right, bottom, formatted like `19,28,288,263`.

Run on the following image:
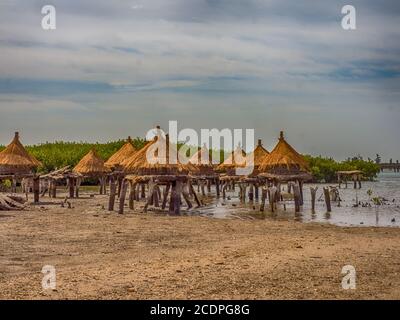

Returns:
122,133,195,176
246,139,269,175
0,132,41,175
258,131,311,180
105,136,137,170
216,144,246,173
73,149,110,176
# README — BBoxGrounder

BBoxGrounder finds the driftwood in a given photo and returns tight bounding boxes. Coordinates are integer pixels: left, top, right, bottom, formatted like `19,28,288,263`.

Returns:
0,194,26,211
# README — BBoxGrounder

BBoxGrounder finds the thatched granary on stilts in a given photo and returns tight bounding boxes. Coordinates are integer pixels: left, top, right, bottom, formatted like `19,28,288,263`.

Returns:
216,140,270,202
105,136,137,170
188,144,220,197
113,127,202,214
0,132,41,176
73,149,111,197
0,132,41,192
258,131,312,213
105,136,138,197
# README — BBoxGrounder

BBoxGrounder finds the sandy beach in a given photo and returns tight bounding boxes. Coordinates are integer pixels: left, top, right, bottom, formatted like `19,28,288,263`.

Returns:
1,192,399,300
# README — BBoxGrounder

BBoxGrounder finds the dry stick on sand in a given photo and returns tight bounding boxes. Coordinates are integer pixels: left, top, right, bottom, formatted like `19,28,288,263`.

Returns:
0,194,26,211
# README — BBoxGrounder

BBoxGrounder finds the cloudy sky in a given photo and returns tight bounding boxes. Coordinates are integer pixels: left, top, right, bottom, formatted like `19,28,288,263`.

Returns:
0,0,399,160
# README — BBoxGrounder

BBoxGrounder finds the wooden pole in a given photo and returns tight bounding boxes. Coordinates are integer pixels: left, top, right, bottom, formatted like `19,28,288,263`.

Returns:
128,182,135,210
174,181,182,215
108,177,117,211
215,177,220,197
248,184,254,201
323,187,331,212
293,183,301,213
260,187,267,212
310,186,318,213
189,183,201,207
162,183,171,210
68,177,74,198
33,176,40,203
118,180,128,214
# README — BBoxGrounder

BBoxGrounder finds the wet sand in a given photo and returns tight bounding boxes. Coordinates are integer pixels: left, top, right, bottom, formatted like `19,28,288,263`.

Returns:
0,192,400,300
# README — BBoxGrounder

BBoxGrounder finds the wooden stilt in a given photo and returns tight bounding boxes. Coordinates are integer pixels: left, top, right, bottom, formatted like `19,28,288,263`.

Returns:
33,176,40,203
248,184,254,201
118,180,128,214
68,177,74,198
189,183,201,207
162,183,171,210
128,182,135,210
323,187,332,212
216,177,220,197
293,183,301,213
260,187,267,212
108,178,117,211
310,186,318,213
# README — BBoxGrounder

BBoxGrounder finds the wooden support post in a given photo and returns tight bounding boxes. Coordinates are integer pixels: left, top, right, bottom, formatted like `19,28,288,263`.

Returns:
248,184,254,201
323,187,332,213
75,178,80,198
189,183,201,207
269,187,277,212
207,179,211,193
108,177,117,211
52,181,57,198
153,185,160,208
118,180,128,214
310,186,318,213
299,181,304,206
260,187,267,212
141,183,146,199
293,184,301,213
254,184,259,200
117,177,123,198
216,177,220,197
358,176,362,189
174,181,182,215
128,182,135,210
33,176,40,203
182,183,193,209
68,177,74,198
200,180,206,196
162,184,171,210
169,182,176,214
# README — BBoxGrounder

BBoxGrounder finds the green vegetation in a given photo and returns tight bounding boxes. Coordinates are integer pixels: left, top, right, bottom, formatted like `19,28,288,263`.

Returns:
0,139,380,182
304,155,380,182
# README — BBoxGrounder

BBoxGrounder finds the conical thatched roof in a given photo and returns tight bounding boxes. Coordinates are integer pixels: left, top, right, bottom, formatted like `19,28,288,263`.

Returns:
73,149,110,176
217,144,246,173
258,131,309,173
248,139,269,167
122,132,195,175
105,136,137,169
245,139,270,176
0,132,41,175
189,144,215,175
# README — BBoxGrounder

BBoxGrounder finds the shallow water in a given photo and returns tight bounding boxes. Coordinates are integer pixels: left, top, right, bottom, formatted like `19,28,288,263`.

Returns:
197,172,400,228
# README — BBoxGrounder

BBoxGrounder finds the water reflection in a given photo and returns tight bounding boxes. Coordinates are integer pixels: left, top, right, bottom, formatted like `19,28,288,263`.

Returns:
196,172,400,227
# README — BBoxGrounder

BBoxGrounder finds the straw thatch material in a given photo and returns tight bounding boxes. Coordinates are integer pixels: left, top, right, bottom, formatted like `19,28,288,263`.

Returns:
122,134,195,175
73,149,110,176
189,144,215,175
0,132,41,175
105,136,137,169
216,145,246,172
246,139,269,175
258,131,309,174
